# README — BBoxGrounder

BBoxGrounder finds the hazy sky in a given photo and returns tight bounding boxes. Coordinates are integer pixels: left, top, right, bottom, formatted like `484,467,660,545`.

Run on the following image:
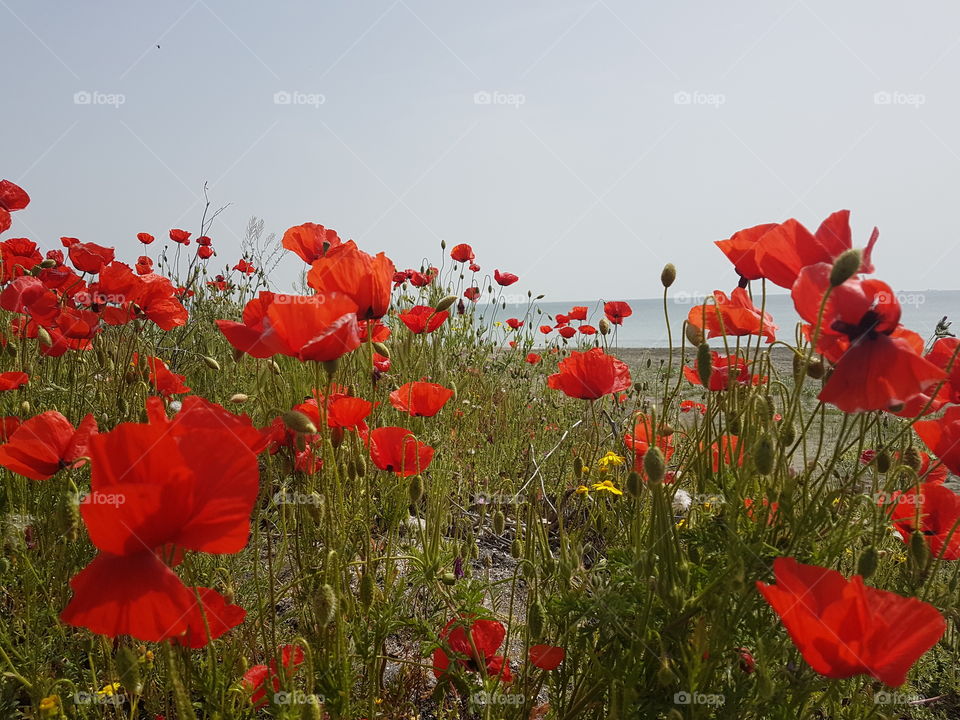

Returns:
4,1,960,301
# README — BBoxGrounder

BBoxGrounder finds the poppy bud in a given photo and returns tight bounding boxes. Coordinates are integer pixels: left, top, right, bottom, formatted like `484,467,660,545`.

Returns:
202,356,220,371
440,239,447,250
359,571,374,607
37,326,52,347
435,295,458,313
229,393,248,404
39,258,57,269
510,537,523,559
754,434,775,475
780,423,796,446
316,584,337,625
372,341,390,358
857,546,878,579
685,322,704,346
20,400,30,414
441,571,456,586
626,470,643,497
115,646,141,695
528,599,545,640
408,474,425,505
695,343,712,388
909,530,930,570
270,360,281,375
643,447,666,485
876,451,891,474
898,447,920,472
661,263,676,288
806,358,825,379
573,456,584,479
598,317,611,335
493,510,506,536
283,410,317,435
829,249,862,287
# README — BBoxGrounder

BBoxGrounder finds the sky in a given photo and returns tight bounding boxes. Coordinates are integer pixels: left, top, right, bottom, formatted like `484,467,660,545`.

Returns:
4,1,960,303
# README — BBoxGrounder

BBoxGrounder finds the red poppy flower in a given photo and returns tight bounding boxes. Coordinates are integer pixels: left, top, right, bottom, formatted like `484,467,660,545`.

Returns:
555,314,570,326
243,645,305,708
894,338,960,417
399,305,448,334
359,319,391,343
169,229,191,245
528,644,565,670
525,352,541,364
1,275,59,325
327,396,373,431
568,306,588,321
282,222,342,264
175,586,246,649
464,287,481,302
625,413,674,473
0,411,97,481
195,236,212,247
145,395,270,454
0,180,30,212
757,557,945,686
683,352,761,391
139,355,191,397
884,482,960,560
69,242,115,274
265,293,362,362
603,301,632,325
547,348,631,400
687,288,777,343
373,352,390,373
792,264,943,413
0,237,43,282
307,241,394,320
433,615,511,682
216,291,282,358
197,246,214,260
539,325,552,335
717,211,877,289
494,269,519,286
0,371,29,391
743,497,779,525
368,426,434,476
505,318,523,329
915,406,960,476
557,326,576,339
579,324,597,335
469,262,480,273
389,381,453,417
680,400,707,415
450,243,475,263
234,258,255,274
710,435,743,471
137,232,154,245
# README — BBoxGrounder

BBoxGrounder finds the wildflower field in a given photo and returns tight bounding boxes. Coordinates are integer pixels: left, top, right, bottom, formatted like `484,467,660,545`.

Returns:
3,179,960,720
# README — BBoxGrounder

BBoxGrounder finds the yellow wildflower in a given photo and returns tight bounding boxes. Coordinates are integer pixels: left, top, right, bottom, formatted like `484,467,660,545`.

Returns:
39,695,61,718
574,485,590,495
97,683,121,697
596,451,625,471
591,480,623,496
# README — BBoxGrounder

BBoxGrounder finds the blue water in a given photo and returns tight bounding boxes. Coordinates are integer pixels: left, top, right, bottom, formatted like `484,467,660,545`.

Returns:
489,290,960,348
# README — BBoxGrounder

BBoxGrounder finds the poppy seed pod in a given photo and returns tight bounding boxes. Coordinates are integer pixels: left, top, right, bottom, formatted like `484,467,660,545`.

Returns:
202,356,220,371
643,447,666,485
696,343,712,388
829,249,862,287
857,546,878,579
435,295,458,313
283,410,317,435
661,263,676,288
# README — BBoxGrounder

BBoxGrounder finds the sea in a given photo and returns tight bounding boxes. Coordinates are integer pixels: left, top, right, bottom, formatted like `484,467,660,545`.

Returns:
490,290,960,348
